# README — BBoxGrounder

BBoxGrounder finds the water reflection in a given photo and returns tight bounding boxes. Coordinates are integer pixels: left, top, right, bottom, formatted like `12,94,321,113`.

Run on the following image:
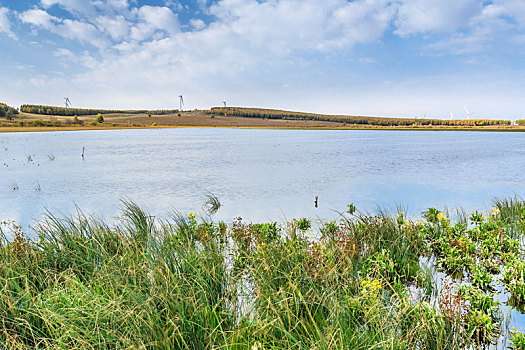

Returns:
0,128,523,229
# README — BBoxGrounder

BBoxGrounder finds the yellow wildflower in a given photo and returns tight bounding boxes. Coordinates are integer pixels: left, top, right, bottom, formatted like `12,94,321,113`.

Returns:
361,279,382,293
437,212,445,220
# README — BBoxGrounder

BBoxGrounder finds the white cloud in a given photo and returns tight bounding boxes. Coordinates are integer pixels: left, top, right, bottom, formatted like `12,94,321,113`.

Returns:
19,8,60,30
105,0,130,10
40,0,97,17
207,0,395,52
41,0,134,19
190,18,206,30
394,0,481,36
95,15,129,40
424,3,517,55
495,0,525,26
129,6,179,41
328,0,396,49
165,1,186,12
60,19,102,44
54,47,74,58
0,7,16,39
20,9,107,47
140,6,178,33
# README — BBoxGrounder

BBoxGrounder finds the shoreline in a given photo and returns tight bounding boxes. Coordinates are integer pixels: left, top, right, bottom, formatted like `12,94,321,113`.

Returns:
2,124,525,133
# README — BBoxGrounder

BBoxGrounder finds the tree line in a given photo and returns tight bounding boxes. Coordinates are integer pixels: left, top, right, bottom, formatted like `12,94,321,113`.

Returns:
0,103,19,120
20,105,179,116
209,107,512,127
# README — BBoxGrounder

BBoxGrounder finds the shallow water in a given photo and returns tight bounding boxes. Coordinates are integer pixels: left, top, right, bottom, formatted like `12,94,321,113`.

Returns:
0,128,524,229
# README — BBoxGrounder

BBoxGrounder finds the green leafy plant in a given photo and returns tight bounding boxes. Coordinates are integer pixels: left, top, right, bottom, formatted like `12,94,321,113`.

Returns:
297,217,312,231
510,328,525,349
471,265,492,290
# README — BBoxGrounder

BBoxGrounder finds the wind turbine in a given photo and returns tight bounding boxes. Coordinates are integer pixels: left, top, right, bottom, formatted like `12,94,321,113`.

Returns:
64,97,71,109
450,111,454,120
178,95,184,112
464,106,472,120
223,99,227,108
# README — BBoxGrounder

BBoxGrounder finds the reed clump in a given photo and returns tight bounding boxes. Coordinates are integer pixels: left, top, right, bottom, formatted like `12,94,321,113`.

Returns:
1,198,525,349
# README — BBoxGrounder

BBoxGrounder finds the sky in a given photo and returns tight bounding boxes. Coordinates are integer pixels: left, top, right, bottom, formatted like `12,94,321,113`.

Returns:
0,0,525,119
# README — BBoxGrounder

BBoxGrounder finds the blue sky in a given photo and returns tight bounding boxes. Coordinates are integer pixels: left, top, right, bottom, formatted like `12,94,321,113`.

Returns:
1,0,525,119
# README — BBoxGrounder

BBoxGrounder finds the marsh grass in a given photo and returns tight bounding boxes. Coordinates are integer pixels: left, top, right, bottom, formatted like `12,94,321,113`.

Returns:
1,199,525,349
493,196,525,238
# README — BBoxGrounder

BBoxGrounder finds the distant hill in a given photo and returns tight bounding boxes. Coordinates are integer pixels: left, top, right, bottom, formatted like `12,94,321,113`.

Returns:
14,104,514,127
209,107,511,127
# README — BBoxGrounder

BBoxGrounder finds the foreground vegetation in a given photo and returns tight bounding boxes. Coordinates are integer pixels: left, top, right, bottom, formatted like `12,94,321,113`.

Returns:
1,198,525,349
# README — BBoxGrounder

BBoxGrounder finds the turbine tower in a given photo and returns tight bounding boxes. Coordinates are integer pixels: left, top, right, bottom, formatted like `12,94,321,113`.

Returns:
223,99,227,108
64,97,71,109
178,95,184,112
464,106,472,120
450,111,454,120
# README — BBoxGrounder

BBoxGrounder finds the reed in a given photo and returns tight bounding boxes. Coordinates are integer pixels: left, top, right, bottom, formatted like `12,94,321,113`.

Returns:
0,199,524,348
493,196,525,238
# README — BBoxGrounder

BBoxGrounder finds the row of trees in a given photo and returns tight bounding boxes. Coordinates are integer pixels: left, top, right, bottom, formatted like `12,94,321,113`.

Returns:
209,107,512,127
20,105,179,116
0,103,19,120
148,109,180,115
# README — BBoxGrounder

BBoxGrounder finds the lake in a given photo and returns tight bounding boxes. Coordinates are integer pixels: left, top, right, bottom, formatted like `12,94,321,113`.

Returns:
1,128,524,229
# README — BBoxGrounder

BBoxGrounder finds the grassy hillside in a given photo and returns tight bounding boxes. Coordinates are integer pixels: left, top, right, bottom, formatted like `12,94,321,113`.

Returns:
1,104,522,131
209,107,511,127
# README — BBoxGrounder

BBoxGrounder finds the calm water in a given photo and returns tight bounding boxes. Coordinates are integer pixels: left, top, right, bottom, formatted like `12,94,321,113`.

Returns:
2,128,525,338
0,128,524,229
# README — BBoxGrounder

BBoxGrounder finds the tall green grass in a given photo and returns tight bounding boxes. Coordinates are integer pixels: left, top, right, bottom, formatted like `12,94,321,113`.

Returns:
1,200,524,349
493,196,525,238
